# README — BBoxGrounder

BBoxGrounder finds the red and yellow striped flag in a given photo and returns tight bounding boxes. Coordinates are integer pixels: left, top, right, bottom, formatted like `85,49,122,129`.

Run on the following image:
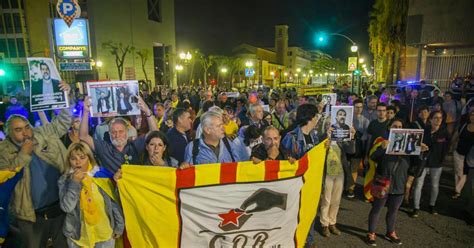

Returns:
117,141,327,248
363,137,386,202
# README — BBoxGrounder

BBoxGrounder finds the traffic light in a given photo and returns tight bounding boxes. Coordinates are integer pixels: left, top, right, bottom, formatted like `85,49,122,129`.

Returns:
0,68,5,77
353,69,361,75
315,32,328,46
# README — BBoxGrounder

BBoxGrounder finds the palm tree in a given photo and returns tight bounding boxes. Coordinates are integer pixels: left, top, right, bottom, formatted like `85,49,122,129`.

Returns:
368,0,408,83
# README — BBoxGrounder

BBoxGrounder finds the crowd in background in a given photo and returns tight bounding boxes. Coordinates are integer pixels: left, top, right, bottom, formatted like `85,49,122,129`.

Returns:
0,81,474,248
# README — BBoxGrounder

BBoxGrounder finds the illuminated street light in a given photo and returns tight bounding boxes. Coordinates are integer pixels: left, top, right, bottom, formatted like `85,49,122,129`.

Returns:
358,58,364,63
179,51,192,61
283,72,288,76
270,71,275,76
220,67,228,73
0,69,5,76
362,64,367,68
296,68,301,73
175,64,183,71
245,61,253,67
96,61,103,67
303,74,307,77
309,69,313,74
295,73,299,77
351,45,358,53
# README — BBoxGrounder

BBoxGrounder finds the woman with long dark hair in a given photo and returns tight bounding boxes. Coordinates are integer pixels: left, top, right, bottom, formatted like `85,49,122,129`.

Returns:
366,118,428,246
114,131,178,181
411,110,449,217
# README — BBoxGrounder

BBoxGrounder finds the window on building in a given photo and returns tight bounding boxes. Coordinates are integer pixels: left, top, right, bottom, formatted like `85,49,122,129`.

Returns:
7,38,17,57
10,0,18,8
148,0,162,22
13,13,21,33
1,0,9,9
0,39,7,55
4,13,13,33
16,39,25,57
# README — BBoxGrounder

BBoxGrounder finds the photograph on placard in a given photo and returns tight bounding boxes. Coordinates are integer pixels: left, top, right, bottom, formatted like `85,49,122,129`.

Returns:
28,57,68,112
322,93,337,114
87,80,140,117
330,106,353,141
386,129,424,155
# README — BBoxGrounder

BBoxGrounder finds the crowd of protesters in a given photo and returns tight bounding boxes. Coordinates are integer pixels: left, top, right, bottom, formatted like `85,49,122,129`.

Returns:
0,80,473,248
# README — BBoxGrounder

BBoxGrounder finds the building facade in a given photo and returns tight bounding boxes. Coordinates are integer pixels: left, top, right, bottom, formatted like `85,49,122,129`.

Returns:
0,0,176,96
404,0,474,89
233,25,327,87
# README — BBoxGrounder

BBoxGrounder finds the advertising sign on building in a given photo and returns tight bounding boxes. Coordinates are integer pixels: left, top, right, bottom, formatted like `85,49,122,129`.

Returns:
59,62,92,71
53,18,90,59
347,57,357,71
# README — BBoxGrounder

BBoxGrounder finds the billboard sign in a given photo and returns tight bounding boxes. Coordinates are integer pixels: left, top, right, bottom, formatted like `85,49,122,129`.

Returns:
53,18,90,59
347,57,357,71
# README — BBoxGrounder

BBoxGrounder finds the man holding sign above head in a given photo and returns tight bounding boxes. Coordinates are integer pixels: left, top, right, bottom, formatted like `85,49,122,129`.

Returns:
0,81,72,248
28,58,68,111
79,94,158,173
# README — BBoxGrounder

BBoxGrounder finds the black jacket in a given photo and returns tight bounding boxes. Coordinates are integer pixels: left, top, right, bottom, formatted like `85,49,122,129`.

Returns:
425,126,450,168
371,146,423,194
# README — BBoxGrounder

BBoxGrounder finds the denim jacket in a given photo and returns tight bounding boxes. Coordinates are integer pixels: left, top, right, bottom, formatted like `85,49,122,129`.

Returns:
58,175,124,240
281,126,320,159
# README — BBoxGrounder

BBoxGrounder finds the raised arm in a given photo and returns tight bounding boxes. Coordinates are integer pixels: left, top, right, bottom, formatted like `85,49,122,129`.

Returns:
35,81,72,138
137,95,158,132
79,96,95,150
38,111,50,125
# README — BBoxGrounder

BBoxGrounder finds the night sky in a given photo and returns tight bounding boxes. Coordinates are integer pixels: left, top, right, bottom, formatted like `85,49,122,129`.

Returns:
175,0,374,60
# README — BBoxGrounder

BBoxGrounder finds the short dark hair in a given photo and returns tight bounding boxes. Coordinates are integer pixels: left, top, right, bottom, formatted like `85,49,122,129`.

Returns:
202,100,215,112
353,99,363,105
172,108,188,125
336,109,346,115
417,105,430,114
387,106,397,112
388,118,405,128
39,62,49,69
296,103,318,126
391,99,401,108
376,102,387,109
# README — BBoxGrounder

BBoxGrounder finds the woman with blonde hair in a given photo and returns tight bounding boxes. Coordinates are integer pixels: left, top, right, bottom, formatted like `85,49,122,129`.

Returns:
58,142,124,248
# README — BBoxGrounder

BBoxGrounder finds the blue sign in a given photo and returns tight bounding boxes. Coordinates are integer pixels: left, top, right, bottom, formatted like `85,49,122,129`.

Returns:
245,68,255,77
59,62,92,71
53,18,90,58
58,0,78,17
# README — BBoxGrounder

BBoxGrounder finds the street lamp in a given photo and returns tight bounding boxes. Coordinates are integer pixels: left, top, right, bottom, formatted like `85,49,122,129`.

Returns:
245,61,253,67
351,45,358,53
96,61,103,68
176,64,183,85
179,51,192,61
220,67,228,73
358,58,365,64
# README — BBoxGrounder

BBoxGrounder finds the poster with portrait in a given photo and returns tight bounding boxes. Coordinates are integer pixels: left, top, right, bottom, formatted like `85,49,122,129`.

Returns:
330,106,353,141
86,80,140,117
322,93,337,115
28,57,69,112
386,129,424,156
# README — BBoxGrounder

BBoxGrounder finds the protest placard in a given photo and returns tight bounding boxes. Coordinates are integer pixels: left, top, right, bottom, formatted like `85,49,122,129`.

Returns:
86,80,140,117
330,106,353,141
386,129,424,155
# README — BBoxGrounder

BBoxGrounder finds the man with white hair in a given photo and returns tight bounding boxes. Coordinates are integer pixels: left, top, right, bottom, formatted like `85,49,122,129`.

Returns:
0,81,71,247
240,103,269,129
183,111,241,165
79,95,157,173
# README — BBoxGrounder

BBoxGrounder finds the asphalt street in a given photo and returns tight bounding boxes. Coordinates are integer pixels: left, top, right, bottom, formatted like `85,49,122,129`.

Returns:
312,158,474,248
